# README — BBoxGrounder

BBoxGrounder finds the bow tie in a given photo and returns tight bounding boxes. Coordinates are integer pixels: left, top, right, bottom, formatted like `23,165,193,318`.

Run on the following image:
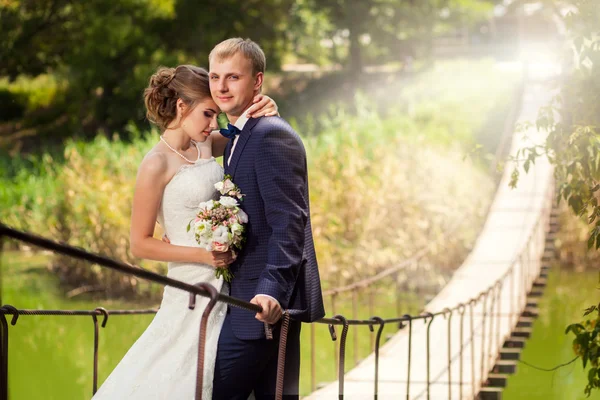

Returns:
220,123,241,139
217,113,241,139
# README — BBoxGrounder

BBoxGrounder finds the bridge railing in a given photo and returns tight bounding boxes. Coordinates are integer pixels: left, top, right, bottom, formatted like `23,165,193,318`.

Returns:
0,171,553,400
304,171,555,399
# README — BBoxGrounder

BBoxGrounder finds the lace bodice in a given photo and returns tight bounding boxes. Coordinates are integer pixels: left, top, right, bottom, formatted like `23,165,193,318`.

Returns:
157,157,224,249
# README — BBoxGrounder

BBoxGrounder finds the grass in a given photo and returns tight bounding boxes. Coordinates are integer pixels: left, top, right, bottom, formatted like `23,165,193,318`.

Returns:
3,250,426,398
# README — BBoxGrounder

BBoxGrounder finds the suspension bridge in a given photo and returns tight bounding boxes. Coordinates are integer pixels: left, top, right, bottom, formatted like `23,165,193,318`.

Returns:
0,60,560,400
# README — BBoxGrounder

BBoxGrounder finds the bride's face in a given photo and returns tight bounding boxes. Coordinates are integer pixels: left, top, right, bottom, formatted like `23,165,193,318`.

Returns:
180,98,219,142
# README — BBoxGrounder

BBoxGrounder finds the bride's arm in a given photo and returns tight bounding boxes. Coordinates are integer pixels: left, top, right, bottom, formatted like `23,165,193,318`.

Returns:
211,94,280,157
129,153,232,267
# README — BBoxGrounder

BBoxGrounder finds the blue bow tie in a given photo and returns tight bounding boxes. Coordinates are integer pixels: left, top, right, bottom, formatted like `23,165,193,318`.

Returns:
220,123,241,139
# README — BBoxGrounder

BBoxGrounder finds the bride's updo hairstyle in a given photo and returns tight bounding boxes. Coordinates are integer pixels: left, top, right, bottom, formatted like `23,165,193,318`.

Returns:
144,65,211,130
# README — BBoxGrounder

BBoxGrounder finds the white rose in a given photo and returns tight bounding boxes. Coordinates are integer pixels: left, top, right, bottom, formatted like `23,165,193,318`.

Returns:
230,222,243,235
199,236,212,251
198,200,215,211
236,209,248,224
194,220,210,235
219,196,239,208
214,181,224,192
222,179,236,193
213,225,231,244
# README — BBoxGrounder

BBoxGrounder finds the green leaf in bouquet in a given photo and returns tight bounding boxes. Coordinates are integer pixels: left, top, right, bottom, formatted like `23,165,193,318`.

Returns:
187,220,191,232
215,267,234,283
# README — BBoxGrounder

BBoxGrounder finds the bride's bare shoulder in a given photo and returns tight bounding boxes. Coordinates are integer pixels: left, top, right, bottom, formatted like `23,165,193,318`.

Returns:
138,150,169,178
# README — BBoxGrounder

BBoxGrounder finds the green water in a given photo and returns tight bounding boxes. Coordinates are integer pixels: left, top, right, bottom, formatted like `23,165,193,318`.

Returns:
2,250,422,398
8,250,594,399
504,267,600,400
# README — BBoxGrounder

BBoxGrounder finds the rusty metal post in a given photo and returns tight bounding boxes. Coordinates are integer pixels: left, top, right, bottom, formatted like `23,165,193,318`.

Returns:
443,308,453,400
332,315,349,399
480,292,489,386
457,304,466,399
370,317,385,399
422,312,435,400
188,283,220,400
275,312,291,400
91,307,108,395
0,305,18,400
331,293,339,373
468,300,476,399
368,290,375,350
402,314,413,400
487,288,496,376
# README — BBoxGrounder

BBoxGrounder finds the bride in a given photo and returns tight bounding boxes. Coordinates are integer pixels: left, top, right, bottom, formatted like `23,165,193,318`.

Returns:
92,64,278,399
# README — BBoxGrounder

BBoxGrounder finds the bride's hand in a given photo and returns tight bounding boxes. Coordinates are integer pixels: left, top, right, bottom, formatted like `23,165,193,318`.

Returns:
246,94,279,118
207,250,236,268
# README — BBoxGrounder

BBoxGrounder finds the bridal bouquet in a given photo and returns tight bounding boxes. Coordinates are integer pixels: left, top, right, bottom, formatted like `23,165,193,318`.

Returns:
187,175,247,282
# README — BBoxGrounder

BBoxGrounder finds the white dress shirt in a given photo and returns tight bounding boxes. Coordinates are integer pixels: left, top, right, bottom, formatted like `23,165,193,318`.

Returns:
227,109,250,165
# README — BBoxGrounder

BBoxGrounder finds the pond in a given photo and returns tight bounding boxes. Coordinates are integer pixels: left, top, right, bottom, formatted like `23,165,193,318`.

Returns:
504,267,599,400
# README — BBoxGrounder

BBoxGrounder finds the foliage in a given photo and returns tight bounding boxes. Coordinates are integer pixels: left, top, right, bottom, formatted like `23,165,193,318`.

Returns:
279,59,521,146
1,126,165,296
0,0,507,148
293,0,497,72
552,203,600,269
305,98,493,285
508,0,600,396
0,0,297,142
1,83,501,296
510,1,600,248
566,304,600,396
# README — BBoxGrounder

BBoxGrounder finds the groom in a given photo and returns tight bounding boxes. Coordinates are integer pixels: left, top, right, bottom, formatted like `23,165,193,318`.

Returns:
209,38,325,399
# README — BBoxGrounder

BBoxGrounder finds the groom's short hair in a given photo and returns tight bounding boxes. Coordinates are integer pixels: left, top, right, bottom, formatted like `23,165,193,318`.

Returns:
209,38,266,76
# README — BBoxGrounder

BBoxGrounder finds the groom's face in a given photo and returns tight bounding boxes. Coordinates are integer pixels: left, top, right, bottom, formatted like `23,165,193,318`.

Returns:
209,52,263,119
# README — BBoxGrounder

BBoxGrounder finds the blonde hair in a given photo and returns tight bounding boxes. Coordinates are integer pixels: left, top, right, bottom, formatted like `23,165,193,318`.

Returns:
143,65,211,131
209,38,266,76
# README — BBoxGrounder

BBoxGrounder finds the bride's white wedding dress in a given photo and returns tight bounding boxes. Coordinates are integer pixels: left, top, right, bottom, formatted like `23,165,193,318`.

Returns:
93,157,227,400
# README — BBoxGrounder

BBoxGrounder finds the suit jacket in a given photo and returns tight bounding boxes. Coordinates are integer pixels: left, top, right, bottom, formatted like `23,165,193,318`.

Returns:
223,116,325,340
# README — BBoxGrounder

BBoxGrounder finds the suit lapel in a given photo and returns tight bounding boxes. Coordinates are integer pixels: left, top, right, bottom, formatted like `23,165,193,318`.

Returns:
228,117,260,179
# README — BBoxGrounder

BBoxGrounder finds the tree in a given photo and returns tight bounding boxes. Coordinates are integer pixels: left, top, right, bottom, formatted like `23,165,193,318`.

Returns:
510,0,600,396
295,0,497,74
0,0,298,142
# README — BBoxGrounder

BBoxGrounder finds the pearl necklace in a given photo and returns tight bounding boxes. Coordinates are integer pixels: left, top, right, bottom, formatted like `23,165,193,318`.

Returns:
160,136,200,164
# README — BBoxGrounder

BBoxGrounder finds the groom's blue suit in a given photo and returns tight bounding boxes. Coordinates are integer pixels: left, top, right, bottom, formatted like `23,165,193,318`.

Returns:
212,116,325,399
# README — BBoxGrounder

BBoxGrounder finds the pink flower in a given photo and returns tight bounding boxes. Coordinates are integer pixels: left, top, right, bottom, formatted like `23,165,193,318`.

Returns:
213,242,229,252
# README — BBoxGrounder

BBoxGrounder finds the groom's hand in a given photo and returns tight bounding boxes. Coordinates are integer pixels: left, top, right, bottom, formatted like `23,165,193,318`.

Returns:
250,295,282,324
